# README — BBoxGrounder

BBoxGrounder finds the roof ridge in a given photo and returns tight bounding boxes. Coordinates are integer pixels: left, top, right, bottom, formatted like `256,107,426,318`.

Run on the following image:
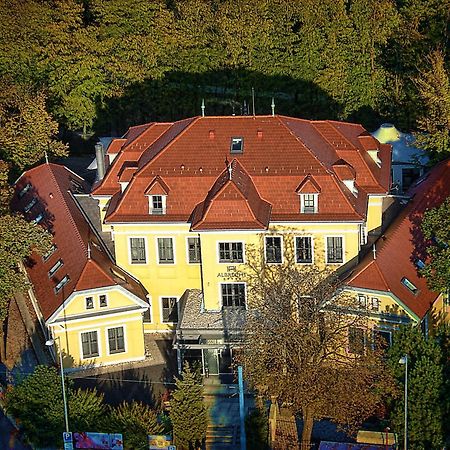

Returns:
75,258,116,291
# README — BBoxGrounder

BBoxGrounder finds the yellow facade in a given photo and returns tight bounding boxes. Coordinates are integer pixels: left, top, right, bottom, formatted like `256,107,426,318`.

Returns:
46,286,148,369
366,195,384,234
112,221,363,330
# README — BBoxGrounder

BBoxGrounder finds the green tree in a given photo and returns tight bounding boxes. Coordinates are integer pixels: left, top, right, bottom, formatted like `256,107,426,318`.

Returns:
107,401,164,450
420,197,450,292
0,81,67,170
388,325,444,450
69,388,107,435
414,50,450,158
171,362,207,450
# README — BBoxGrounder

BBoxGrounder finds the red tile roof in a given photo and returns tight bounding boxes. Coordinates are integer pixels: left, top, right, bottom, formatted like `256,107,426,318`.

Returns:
94,115,390,227
346,159,450,319
12,163,148,320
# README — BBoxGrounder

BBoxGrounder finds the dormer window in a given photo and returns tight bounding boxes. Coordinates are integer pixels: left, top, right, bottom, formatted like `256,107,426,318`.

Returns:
24,197,37,213
48,259,63,278
230,137,244,154
150,195,166,215
300,194,318,213
18,183,32,198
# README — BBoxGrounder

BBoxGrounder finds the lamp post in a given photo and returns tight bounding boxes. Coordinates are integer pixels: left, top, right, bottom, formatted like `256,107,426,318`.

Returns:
399,355,408,450
45,337,69,433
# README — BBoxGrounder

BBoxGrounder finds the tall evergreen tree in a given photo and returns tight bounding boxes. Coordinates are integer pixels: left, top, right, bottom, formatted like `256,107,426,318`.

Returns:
171,362,208,450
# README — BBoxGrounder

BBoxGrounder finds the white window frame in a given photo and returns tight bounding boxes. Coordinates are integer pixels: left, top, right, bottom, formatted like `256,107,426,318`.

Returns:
48,259,64,278
85,296,94,310
357,294,367,309
128,236,148,265
219,282,247,309
217,241,245,264
160,296,179,324
105,325,127,355
156,237,175,265
99,294,108,308
54,275,70,294
148,195,167,215
325,235,345,264
300,193,318,213
80,329,101,360
294,236,314,264
369,297,380,311
230,137,244,154
264,236,283,264
186,236,201,264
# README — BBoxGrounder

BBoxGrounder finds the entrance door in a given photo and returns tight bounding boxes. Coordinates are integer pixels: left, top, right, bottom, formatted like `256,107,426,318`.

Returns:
203,349,219,375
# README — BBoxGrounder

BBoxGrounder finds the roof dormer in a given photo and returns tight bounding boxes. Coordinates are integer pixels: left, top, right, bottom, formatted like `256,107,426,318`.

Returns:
296,175,321,214
333,160,358,196
145,176,170,215
358,132,382,167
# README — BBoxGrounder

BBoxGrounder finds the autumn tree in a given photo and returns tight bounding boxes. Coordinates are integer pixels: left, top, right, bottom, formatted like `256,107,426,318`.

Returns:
420,197,450,292
171,362,208,450
414,50,450,159
241,246,393,448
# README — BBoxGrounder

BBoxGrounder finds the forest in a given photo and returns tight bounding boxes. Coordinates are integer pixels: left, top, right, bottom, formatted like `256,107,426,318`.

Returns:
0,0,449,153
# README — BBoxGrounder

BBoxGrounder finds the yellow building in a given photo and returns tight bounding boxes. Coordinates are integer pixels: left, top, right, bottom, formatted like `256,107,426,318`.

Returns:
13,163,150,370
343,159,450,349
91,115,392,375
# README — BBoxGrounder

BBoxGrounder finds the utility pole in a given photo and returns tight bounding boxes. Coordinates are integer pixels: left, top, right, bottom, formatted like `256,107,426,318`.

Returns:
238,366,247,450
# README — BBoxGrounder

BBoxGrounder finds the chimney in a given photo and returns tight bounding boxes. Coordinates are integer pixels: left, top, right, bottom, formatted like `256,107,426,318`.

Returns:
95,142,105,180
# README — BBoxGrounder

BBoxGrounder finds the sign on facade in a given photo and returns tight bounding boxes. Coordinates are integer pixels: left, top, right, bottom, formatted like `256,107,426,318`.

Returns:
148,434,172,450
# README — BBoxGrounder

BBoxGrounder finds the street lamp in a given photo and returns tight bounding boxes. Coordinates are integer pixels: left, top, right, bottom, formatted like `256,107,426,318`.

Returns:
45,337,69,433
399,355,408,450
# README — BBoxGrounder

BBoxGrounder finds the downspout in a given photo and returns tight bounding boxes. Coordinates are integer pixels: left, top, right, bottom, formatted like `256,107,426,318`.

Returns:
198,233,205,313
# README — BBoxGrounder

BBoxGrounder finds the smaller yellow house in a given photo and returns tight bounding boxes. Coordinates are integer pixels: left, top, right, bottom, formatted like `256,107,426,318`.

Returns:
12,162,150,370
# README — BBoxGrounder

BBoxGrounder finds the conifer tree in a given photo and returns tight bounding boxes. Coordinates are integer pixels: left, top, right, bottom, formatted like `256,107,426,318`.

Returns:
171,362,207,450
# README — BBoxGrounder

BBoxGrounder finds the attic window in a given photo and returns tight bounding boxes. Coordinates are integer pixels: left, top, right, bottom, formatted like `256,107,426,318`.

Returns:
149,195,166,215
48,259,64,278
401,277,418,295
54,275,70,293
230,137,244,154
18,183,32,198
43,244,57,261
24,197,37,213
32,212,45,224
300,194,318,214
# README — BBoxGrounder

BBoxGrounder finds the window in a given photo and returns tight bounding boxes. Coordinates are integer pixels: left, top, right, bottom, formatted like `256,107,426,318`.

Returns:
161,297,178,323
43,244,57,261
54,275,70,293
415,258,425,269
150,195,166,215
48,259,63,278
373,330,392,350
348,327,365,355
295,237,313,263
401,277,418,294
369,297,380,311
230,137,244,154
187,237,201,263
326,236,343,264
18,183,32,198
130,237,146,264
219,242,244,263
99,294,107,307
221,283,246,308
300,194,318,213
357,294,367,308
265,236,282,263
24,197,37,213
158,238,174,264
81,331,99,358
86,297,94,309
32,212,45,224
108,327,125,354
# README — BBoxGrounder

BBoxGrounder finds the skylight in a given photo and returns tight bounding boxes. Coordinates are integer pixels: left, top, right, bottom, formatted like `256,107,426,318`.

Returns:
230,137,244,154
24,197,37,213
401,277,418,294
54,275,70,293
18,183,32,198
414,258,425,269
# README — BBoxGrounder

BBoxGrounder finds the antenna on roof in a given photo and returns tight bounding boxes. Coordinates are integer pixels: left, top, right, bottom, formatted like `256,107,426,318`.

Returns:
87,242,91,259
271,98,275,116
372,243,376,260
201,98,205,117
44,151,49,164
243,100,248,116
251,87,255,116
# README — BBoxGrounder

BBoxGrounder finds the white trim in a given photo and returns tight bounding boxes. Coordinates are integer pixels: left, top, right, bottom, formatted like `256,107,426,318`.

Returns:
185,236,201,264
156,236,176,265
79,328,101,360
46,285,150,324
160,296,179,324
99,293,108,308
128,236,148,265
325,235,345,265
219,282,247,309
216,240,245,264
85,295,94,310
105,325,127,356
294,235,314,264
264,235,283,264
61,316,143,332
147,194,167,215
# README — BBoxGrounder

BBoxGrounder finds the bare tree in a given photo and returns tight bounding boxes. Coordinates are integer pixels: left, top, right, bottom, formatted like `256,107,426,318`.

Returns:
241,242,393,448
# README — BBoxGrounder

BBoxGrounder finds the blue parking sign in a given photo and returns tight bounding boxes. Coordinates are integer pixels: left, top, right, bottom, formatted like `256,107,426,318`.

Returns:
63,432,74,450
